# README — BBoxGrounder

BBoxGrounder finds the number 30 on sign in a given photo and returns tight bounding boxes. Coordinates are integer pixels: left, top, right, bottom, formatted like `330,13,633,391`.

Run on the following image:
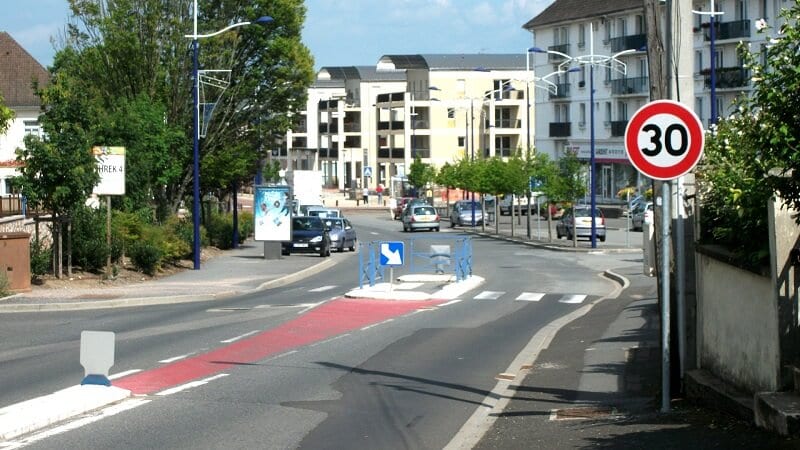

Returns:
624,100,704,181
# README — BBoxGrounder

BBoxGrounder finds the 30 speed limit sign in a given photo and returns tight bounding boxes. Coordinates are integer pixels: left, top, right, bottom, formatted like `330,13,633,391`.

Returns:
625,100,704,180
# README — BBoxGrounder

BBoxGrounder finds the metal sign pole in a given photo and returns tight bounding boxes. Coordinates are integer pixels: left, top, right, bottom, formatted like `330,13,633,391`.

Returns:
661,181,672,413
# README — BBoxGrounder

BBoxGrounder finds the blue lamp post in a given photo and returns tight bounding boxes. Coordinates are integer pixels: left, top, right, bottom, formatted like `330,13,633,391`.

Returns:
531,24,639,248
187,1,273,269
693,3,724,126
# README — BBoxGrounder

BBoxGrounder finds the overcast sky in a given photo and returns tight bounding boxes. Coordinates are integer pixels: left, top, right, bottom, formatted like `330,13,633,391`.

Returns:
1,0,552,70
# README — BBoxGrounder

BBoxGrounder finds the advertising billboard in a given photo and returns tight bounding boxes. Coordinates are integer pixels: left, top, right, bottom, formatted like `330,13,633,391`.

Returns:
254,185,291,241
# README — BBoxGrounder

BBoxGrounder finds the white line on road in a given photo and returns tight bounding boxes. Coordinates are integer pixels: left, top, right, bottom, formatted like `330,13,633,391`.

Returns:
156,374,229,396
158,353,195,364
220,330,259,343
108,369,142,380
360,318,395,331
309,285,337,292
308,334,350,347
474,291,505,300
516,292,546,302
559,294,587,304
439,299,463,307
2,398,150,449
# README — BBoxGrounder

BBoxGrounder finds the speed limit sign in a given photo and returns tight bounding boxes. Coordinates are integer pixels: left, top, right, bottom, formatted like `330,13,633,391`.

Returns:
625,100,704,180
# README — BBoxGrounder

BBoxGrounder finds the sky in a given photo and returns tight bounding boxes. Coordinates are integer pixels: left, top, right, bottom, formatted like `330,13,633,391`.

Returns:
1,0,552,70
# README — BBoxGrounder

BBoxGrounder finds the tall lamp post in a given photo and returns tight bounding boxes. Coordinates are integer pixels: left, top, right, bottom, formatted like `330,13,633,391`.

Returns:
531,24,640,248
692,2,723,126
187,1,273,269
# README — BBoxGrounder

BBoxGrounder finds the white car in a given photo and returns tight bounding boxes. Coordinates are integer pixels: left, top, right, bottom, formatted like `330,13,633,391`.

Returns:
306,207,342,218
631,202,653,231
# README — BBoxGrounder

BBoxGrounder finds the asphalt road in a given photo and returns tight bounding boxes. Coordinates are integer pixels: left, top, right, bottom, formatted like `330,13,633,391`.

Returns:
2,211,635,449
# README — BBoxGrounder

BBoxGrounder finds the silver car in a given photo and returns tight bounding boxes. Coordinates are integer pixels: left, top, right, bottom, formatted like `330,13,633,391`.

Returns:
449,200,484,227
322,217,357,252
402,204,440,232
556,206,606,242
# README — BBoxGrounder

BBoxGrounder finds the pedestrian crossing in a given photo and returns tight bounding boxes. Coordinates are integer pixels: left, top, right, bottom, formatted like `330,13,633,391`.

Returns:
475,290,589,304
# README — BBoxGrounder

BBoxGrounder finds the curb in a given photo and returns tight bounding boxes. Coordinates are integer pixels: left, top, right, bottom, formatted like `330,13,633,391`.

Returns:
0,258,338,313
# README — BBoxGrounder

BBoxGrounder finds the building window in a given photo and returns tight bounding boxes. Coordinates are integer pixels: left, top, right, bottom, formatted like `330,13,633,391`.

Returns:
578,24,586,48
447,108,455,119
23,120,42,138
580,103,586,124
458,136,465,147
695,50,704,73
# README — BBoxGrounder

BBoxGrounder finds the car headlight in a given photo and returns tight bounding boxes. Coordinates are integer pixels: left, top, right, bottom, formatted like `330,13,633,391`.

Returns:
330,234,340,241
310,236,323,243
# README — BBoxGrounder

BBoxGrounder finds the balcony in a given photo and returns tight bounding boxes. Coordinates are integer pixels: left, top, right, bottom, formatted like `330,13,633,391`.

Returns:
411,148,431,159
547,43,570,63
608,33,647,53
376,92,405,103
318,123,339,133
493,119,521,129
377,121,405,130
611,120,629,137
702,67,750,89
703,19,751,41
549,83,571,99
343,122,361,133
610,76,649,95
549,122,571,137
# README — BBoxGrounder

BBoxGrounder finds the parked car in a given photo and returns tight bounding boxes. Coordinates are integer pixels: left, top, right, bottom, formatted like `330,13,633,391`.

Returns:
281,216,331,257
306,207,342,218
631,202,654,231
556,206,606,242
499,194,531,215
393,197,415,220
298,204,324,216
402,204,440,232
323,217,357,252
449,200,485,227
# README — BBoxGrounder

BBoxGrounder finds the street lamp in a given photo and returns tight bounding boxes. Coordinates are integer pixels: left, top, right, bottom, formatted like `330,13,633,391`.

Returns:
693,2,724,126
187,1,273,269
531,24,640,248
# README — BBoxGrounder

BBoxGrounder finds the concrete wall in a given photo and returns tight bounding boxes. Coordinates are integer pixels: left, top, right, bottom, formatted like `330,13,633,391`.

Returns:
696,251,780,393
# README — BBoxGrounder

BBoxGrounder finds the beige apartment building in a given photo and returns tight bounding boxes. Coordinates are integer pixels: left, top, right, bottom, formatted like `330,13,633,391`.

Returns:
283,54,534,195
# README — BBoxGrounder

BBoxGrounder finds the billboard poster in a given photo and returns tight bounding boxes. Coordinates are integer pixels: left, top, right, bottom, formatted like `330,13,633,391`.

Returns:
254,185,291,241
92,146,126,195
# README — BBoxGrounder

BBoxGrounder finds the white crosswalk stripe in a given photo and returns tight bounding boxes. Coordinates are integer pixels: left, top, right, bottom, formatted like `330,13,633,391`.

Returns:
309,285,337,292
474,291,505,300
516,292,546,302
558,294,587,304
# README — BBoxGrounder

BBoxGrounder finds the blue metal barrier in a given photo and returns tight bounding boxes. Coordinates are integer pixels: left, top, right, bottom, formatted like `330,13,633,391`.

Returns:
358,236,472,288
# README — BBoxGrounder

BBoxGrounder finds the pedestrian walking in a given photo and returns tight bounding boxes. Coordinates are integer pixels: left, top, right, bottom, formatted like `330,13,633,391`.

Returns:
376,184,384,205
362,187,369,205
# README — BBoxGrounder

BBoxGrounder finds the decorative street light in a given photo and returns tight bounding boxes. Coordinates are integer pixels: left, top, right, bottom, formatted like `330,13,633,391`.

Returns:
531,24,640,248
186,1,273,269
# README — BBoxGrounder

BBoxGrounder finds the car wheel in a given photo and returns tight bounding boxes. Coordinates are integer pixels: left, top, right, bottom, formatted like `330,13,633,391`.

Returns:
282,250,290,256
599,235,606,242
349,240,356,252
434,227,440,232
449,219,455,228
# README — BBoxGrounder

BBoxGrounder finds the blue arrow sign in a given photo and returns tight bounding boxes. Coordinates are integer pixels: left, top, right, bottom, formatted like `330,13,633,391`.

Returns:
379,241,404,266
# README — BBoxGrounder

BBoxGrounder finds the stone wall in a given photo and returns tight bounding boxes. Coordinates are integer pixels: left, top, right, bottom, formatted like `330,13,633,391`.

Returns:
0,215,52,245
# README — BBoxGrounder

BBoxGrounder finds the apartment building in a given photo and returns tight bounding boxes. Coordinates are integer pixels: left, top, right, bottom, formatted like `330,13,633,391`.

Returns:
523,0,775,203
287,54,534,193
0,32,48,196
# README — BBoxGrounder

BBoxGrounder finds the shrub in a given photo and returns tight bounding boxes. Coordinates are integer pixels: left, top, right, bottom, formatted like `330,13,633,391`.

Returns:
206,212,234,250
30,240,51,280
0,271,9,298
70,206,111,272
129,240,162,276
238,211,254,243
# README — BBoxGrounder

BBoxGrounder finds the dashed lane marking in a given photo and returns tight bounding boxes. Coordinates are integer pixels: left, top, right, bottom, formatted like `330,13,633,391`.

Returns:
309,285,337,292
220,330,259,343
558,294,588,304
474,291,505,300
516,292,546,302
156,373,229,396
158,353,195,364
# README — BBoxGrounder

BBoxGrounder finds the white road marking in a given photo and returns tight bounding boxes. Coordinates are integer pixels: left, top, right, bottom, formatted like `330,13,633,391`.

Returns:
309,285,337,292
439,299,463,307
559,294,587,304
516,292,546,302
220,330,259,343
108,369,141,380
158,353,195,364
360,318,395,331
308,334,351,347
474,291,505,300
370,231,379,235
2,398,150,449
156,373,229,396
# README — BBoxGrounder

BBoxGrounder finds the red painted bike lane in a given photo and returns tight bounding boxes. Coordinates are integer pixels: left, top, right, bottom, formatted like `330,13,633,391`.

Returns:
114,297,443,395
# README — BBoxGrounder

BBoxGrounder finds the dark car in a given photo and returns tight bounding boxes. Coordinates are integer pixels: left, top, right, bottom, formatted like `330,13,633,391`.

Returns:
282,216,331,257
556,206,606,242
322,217,357,252
393,197,415,220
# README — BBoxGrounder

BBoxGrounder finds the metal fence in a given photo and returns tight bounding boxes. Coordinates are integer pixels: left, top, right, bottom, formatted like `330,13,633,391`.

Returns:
358,236,472,288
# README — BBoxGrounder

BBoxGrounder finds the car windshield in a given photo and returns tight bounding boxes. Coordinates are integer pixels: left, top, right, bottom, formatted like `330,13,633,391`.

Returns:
457,202,480,211
325,219,344,230
293,217,324,231
572,207,602,217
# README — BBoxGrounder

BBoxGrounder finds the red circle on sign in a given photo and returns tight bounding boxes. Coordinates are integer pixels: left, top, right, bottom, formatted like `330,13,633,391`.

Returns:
625,100,704,180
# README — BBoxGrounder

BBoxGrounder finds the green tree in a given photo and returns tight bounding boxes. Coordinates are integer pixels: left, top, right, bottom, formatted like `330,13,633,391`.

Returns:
407,156,436,195
550,151,586,246
0,91,13,134
435,162,458,209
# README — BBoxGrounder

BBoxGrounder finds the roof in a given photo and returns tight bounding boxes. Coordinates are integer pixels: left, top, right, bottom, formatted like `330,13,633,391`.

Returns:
523,0,644,29
377,54,526,71
0,32,49,107
317,66,405,82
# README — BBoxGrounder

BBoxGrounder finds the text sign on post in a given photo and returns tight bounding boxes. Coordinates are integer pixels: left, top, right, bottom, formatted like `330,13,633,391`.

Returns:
92,146,126,195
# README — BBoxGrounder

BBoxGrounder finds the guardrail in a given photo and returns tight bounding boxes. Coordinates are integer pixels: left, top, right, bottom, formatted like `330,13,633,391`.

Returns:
358,236,473,288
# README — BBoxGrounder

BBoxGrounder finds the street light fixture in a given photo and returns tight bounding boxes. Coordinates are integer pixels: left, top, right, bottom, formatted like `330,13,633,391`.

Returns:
531,24,640,249
186,1,273,269
692,2,724,126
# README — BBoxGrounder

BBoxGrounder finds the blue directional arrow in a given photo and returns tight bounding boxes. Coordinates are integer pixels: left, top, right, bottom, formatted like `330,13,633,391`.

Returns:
379,241,404,266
